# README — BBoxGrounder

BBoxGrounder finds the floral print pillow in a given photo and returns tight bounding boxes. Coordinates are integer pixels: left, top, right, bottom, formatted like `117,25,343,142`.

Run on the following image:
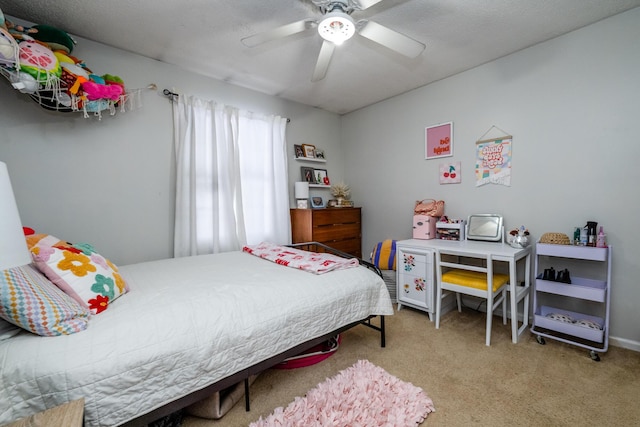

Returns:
30,240,128,314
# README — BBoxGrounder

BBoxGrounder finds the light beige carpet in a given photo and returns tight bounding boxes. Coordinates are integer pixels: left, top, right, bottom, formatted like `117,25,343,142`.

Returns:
183,306,640,426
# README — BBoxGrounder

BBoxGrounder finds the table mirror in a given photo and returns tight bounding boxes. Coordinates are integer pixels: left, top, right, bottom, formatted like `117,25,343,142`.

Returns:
466,214,504,242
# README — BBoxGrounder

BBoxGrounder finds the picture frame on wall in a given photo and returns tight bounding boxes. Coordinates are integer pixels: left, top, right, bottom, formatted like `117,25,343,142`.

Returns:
302,144,316,158
425,122,453,159
440,161,462,184
294,144,304,158
301,166,316,184
314,168,329,186
311,196,325,208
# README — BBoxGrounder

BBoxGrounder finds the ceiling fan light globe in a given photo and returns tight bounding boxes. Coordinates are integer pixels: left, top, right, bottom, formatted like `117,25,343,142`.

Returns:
318,11,355,44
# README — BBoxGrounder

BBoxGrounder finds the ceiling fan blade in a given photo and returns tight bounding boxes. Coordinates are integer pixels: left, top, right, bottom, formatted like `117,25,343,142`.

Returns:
354,0,384,10
242,19,317,47
358,20,425,58
311,40,336,82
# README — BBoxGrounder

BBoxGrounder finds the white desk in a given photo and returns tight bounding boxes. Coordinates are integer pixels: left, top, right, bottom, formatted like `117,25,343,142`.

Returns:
397,239,531,343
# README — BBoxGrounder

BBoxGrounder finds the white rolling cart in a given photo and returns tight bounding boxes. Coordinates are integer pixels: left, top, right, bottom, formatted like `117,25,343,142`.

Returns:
531,243,612,361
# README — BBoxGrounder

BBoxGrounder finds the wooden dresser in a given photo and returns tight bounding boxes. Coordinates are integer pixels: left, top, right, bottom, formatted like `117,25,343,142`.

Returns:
290,208,362,258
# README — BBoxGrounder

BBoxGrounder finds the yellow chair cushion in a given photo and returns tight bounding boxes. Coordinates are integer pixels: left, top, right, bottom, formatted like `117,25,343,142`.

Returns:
442,269,509,292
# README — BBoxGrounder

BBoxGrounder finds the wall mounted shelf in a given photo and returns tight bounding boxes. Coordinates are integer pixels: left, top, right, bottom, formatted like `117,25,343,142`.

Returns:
294,157,326,163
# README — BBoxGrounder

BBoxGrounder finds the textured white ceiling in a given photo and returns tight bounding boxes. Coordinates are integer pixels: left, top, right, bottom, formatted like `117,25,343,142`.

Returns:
1,0,639,114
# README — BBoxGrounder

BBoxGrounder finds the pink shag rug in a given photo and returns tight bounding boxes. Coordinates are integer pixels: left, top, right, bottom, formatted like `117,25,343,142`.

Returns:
250,360,435,426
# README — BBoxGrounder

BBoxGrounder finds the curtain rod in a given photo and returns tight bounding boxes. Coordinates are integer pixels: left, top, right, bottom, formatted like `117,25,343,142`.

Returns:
162,88,290,122
162,89,178,99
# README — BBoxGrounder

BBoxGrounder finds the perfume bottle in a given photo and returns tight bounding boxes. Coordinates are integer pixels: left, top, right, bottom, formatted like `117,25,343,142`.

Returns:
596,226,606,248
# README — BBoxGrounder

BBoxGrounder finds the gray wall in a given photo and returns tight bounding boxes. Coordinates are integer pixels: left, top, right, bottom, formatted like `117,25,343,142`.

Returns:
1,9,638,348
0,34,342,266
342,8,640,348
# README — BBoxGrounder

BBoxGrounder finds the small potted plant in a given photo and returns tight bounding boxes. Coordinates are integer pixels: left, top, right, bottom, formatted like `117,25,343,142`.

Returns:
330,182,351,207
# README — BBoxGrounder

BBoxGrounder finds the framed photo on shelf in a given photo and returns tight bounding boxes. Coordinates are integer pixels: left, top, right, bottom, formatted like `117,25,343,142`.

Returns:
313,169,329,186
301,166,316,184
314,149,325,159
294,144,304,158
302,144,316,158
311,196,325,208
425,121,453,159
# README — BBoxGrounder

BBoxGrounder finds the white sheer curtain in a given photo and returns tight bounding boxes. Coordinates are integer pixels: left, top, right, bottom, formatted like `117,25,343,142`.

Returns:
172,95,290,257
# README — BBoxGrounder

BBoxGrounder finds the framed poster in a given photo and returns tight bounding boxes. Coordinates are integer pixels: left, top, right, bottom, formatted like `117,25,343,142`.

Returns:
475,137,512,187
425,122,453,159
440,161,461,184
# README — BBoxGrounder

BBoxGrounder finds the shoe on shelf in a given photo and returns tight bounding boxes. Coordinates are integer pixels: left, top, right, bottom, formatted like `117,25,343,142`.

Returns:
556,269,571,284
542,267,555,281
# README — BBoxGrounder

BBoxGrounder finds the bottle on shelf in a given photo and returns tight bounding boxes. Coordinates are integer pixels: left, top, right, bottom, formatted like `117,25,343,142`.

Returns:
586,221,598,247
596,226,606,248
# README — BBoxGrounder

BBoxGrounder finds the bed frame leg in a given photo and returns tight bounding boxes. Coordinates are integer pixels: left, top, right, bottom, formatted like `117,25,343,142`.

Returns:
360,315,386,348
244,377,250,411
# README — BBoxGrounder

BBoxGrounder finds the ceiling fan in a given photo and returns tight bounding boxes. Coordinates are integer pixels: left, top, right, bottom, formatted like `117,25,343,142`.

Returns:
241,0,425,82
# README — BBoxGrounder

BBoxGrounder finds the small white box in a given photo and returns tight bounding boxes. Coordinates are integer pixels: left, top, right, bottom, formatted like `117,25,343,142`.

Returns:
436,220,466,241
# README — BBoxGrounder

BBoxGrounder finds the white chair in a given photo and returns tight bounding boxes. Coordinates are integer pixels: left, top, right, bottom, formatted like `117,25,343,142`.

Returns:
435,249,509,346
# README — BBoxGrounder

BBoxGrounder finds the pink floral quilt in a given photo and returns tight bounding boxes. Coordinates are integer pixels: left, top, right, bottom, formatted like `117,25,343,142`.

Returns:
242,242,359,274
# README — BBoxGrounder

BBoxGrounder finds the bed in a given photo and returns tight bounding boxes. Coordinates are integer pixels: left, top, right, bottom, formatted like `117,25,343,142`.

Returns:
0,242,393,426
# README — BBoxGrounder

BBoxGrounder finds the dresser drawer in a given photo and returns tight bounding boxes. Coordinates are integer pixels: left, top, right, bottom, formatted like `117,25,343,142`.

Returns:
320,239,362,258
313,222,360,242
290,208,362,258
311,208,361,226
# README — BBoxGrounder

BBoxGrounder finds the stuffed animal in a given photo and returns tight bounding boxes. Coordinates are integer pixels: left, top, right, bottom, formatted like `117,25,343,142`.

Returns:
9,71,39,93
84,99,110,113
82,79,123,101
5,19,37,42
18,40,61,83
30,24,75,53
102,73,125,91
0,7,6,31
59,62,89,98
57,56,93,107
53,50,75,65
0,27,17,65
2,9,127,115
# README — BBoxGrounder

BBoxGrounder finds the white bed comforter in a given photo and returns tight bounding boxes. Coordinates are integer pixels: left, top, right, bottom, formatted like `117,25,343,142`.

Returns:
0,251,392,426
